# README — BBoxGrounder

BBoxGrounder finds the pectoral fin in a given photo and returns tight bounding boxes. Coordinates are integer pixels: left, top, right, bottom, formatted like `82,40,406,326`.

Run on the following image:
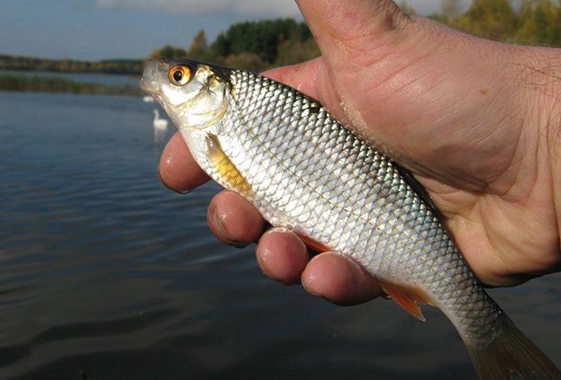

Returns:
378,281,434,322
206,134,251,195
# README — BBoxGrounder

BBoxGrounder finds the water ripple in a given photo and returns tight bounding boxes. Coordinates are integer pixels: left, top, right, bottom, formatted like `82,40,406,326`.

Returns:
0,91,559,380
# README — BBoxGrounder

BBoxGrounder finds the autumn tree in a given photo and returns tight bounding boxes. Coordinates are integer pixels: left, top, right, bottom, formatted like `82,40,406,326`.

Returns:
454,0,517,41
188,30,208,60
517,0,561,46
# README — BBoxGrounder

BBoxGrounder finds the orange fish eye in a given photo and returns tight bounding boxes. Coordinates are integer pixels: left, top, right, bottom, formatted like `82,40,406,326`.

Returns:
168,65,191,86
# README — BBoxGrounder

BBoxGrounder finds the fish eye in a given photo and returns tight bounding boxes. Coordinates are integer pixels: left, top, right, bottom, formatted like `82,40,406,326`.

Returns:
168,65,191,86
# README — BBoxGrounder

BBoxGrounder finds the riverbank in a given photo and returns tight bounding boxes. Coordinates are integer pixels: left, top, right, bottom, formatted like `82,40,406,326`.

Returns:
0,54,142,75
0,74,141,96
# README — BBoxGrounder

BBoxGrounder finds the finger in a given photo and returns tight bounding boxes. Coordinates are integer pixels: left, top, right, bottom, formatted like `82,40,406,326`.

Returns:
295,0,409,65
158,132,210,193
256,228,308,285
207,190,264,248
302,252,383,306
263,58,322,100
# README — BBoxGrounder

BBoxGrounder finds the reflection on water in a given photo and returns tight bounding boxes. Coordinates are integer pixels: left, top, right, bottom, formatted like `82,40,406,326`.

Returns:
153,124,170,146
0,90,559,380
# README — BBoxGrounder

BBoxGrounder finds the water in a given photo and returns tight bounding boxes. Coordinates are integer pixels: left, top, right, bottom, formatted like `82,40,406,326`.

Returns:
0,90,559,380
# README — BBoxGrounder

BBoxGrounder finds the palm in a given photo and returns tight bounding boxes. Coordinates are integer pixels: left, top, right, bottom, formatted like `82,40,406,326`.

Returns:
267,17,558,286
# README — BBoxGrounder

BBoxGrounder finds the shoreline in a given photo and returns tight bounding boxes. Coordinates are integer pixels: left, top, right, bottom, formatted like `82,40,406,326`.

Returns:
0,74,142,97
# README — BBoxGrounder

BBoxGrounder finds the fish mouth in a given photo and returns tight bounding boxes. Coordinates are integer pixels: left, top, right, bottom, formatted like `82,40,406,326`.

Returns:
139,59,161,96
139,77,156,95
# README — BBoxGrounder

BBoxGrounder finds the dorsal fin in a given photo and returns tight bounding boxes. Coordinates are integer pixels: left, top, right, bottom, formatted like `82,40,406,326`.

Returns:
378,280,434,322
206,134,252,195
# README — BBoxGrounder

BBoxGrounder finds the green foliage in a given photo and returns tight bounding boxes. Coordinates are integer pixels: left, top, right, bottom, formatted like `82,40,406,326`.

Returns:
516,0,561,46
148,45,187,59
437,0,561,47
274,38,320,67
208,18,313,66
141,19,318,72
188,30,209,60
224,52,265,72
454,0,517,40
0,54,143,74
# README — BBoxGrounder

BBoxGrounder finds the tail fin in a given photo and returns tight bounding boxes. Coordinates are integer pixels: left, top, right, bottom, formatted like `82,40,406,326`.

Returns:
467,317,561,380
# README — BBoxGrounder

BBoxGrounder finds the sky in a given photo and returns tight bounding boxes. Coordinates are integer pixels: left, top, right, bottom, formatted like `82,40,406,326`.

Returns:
0,0,470,61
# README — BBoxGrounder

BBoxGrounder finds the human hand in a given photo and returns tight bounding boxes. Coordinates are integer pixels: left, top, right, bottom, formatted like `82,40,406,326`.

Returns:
159,0,561,305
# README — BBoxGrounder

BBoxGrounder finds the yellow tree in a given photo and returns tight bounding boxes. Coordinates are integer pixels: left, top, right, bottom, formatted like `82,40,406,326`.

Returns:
517,0,561,46
188,30,208,60
454,0,517,42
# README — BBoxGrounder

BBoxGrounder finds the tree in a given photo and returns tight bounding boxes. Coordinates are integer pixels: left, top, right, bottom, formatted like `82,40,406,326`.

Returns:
224,52,265,72
442,0,461,19
208,19,312,65
454,0,517,41
517,0,561,46
275,38,320,67
148,45,187,59
188,30,208,60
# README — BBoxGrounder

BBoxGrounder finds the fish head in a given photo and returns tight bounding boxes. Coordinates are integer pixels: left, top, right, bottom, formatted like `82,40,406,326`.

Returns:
140,58,242,188
140,58,231,132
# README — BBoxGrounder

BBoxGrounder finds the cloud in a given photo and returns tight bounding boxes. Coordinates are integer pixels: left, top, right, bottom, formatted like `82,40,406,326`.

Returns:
96,0,301,17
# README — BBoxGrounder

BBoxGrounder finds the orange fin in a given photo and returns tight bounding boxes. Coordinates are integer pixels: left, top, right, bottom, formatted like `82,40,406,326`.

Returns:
378,281,434,322
296,234,330,253
206,134,251,195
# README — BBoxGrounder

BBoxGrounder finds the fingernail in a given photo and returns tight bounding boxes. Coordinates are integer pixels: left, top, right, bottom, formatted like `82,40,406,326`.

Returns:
211,209,247,248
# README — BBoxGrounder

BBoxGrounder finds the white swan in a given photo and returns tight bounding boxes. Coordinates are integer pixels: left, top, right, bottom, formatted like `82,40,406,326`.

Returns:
153,109,169,129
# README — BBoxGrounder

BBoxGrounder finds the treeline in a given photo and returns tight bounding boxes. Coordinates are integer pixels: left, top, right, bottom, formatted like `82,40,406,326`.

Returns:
0,75,141,96
3,1,561,77
0,55,143,75
149,18,320,72
423,0,561,46
150,1,561,72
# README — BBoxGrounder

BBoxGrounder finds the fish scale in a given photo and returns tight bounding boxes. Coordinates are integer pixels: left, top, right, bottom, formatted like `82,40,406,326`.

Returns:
141,58,561,379
224,69,501,341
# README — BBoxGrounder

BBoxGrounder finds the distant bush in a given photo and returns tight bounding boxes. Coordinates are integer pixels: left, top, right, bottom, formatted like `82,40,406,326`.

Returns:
0,55,143,75
0,75,141,96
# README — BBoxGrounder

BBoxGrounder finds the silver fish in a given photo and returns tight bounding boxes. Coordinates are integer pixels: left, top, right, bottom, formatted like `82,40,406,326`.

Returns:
140,58,561,380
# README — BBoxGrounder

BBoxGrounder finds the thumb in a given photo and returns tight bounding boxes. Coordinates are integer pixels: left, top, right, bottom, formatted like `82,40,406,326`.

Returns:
295,0,410,67
262,57,322,99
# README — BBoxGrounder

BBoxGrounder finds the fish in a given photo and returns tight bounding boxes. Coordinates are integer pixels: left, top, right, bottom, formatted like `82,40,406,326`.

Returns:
140,58,561,380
